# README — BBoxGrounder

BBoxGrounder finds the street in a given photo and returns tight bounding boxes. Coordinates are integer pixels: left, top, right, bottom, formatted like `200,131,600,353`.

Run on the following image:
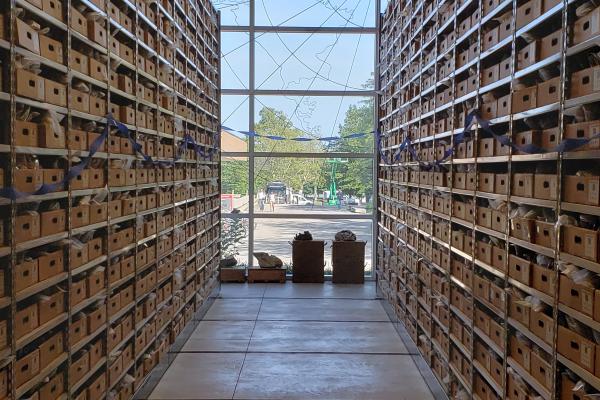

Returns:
223,203,373,274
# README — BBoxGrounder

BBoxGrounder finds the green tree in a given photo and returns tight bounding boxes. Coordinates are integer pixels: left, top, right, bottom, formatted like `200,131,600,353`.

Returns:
329,97,374,200
222,158,249,194
253,107,326,194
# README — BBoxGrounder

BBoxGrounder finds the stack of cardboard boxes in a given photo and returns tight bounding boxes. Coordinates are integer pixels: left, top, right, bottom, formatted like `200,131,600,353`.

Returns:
378,0,600,397
0,0,221,399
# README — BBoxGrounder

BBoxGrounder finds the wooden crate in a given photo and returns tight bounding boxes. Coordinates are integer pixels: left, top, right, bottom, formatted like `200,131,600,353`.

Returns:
247,267,286,283
292,240,325,283
332,241,366,284
220,268,246,283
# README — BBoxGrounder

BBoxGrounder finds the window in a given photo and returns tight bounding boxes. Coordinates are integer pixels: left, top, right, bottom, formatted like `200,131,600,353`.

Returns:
215,0,380,275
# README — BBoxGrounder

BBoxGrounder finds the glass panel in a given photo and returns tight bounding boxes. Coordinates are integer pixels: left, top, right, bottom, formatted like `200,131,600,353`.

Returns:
221,32,250,89
214,0,250,26
255,33,374,91
221,95,249,152
222,157,249,213
255,0,376,27
253,219,373,275
253,96,374,153
253,157,373,215
221,216,250,267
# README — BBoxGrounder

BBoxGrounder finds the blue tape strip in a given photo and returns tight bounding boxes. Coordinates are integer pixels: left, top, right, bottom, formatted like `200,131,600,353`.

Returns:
0,114,220,200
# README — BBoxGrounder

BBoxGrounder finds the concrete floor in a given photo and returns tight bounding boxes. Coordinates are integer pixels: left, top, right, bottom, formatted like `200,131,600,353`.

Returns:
145,282,440,400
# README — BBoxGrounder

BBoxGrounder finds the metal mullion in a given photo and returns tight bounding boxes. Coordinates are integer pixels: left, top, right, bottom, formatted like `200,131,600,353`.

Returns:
247,0,255,268
8,1,17,400
104,1,115,398
221,25,377,34
550,1,569,399
253,213,374,220
65,0,75,393
222,89,375,96
216,8,223,292
372,0,381,281
502,0,519,397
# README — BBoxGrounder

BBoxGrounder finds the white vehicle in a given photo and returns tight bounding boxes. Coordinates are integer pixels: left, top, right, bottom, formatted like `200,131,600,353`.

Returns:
292,194,313,205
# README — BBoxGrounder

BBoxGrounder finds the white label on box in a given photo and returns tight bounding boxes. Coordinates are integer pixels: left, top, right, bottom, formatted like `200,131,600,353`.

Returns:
582,291,594,315
585,234,596,258
593,68,600,92
582,342,594,369
590,181,599,203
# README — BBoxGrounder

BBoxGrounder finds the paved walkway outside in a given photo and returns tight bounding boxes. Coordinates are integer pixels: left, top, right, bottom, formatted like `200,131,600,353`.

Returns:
144,282,442,400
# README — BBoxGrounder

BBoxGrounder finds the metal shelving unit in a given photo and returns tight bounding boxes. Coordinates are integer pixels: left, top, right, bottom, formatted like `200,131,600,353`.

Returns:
0,0,221,399
377,0,600,397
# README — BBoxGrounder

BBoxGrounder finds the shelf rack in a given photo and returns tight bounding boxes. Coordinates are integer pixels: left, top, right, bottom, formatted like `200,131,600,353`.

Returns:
377,0,600,397
0,0,221,399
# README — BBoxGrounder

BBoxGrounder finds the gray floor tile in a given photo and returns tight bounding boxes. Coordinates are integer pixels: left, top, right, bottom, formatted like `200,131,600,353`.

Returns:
257,298,389,322
233,353,435,400
220,283,267,298
204,298,263,320
248,320,408,353
149,353,245,399
182,320,255,352
262,281,377,299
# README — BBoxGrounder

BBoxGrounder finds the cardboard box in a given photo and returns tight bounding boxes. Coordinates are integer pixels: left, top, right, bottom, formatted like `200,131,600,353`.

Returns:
537,76,560,106
38,249,63,281
38,291,64,325
512,173,534,197
71,278,87,306
71,351,90,383
70,8,88,36
89,57,108,82
557,325,595,372
479,173,495,193
483,26,499,51
497,94,511,117
534,220,556,249
15,349,40,386
16,212,41,243
87,372,106,400
571,66,600,98
574,6,600,45
16,69,45,101
15,303,38,337
42,0,63,21
513,85,537,113
16,19,41,54
509,335,531,370
16,259,38,292
534,174,558,200
39,372,64,400
87,306,106,333
516,0,542,29
39,331,63,369
562,224,598,261
530,351,552,389
530,309,553,344
564,175,600,205
88,20,107,47
40,35,63,64
511,217,534,242
540,29,563,59
70,50,88,74
508,255,531,285
14,120,38,147
517,41,537,71
41,208,66,236
559,274,594,316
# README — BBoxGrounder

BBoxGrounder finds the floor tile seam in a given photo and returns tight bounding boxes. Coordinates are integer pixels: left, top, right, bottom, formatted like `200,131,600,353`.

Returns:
170,350,420,355
231,295,265,400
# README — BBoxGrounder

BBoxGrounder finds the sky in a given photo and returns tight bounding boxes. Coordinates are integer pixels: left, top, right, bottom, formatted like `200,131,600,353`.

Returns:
215,0,379,139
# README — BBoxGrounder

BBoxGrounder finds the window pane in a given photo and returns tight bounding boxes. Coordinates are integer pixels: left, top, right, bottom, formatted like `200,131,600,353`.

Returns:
221,216,250,267
255,0,376,27
214,0,250,26
221,95,249,152
253,157,373,216
253,219,373,275
253,96,374,153
222,157,249,213
221,32,250,89
255,33,374,91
